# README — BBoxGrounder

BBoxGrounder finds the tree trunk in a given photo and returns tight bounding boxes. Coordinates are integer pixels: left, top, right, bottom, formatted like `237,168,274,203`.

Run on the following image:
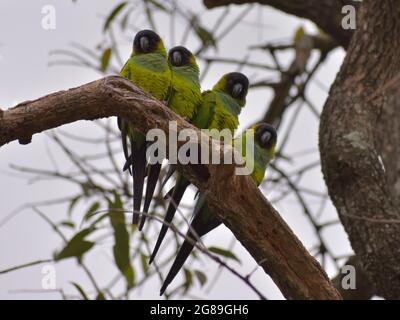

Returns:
319,0,400,299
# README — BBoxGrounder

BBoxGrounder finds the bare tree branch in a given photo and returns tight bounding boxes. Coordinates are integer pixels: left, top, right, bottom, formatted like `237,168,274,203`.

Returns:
0,76,340,299
203,0,358,48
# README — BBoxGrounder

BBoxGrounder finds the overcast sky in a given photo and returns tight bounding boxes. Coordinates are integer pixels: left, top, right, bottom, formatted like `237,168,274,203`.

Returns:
0,0,350,299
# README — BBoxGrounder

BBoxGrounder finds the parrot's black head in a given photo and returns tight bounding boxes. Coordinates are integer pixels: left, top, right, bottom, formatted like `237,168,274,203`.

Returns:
255,123,277,150
168,46,193,67
133,30,162,54
224,72,249,101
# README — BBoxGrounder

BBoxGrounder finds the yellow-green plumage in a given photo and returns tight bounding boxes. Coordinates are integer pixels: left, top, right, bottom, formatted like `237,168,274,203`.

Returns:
118,30,171,224
168,50,202,119
192,72,248,134
149,72,249,264
120,52,171,102
140,46,202,230
159,123,277,295
234,124,276,185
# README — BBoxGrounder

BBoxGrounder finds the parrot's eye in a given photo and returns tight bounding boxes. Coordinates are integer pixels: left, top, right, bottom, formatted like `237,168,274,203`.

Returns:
172,51,183,66
231,83,243,98
140,36,150,52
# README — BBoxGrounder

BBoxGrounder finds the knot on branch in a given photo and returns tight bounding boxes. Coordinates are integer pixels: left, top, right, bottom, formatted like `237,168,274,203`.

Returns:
18,136,32,145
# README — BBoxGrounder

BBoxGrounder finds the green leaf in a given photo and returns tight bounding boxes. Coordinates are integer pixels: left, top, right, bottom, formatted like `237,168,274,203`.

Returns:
87,212,109,229
68,195,81,216
59,220,75,229
190,16,217,50
146,0,168,12
120,9,131,30
83,201,101,222
208,246,241,264
182,268,193,292
140,252,148,275
100,48,112,72
108,192,135,288
103,2,127,32
96,292,106,300
194,270,207,287
71,282,89,300
54,228,95,261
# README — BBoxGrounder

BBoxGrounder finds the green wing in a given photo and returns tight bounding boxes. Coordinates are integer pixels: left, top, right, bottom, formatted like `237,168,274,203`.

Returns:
191,90,217,129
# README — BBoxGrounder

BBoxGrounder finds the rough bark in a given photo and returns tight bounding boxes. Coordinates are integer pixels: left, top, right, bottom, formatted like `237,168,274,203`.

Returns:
332,256,375,300
203,0,357,48
319,0,400,299
0,76,341,300
376,89,400,208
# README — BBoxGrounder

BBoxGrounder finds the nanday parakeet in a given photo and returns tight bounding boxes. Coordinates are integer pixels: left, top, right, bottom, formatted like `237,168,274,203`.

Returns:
149,72,249,264
117,30,171,224
139,45,202,231
159,122,278,295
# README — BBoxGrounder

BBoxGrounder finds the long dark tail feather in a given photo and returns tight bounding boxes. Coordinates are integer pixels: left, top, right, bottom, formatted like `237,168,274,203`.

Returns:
160,165,176,190
139,163,162,231
159,236,196,295
165,184,178,198
149,177,190,264
159,211,220,295
119,119,129,161
132,142,146,225
123,156,134,172
118,118,133,175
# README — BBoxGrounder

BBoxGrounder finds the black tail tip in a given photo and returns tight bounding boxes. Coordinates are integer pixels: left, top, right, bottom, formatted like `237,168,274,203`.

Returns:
138,217,146,231
159,286,167,296
123,159,132,172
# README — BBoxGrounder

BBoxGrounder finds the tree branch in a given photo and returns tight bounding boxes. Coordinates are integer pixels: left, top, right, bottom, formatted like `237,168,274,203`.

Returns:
0,76,340,299
203,0,357,48
319,0,400,299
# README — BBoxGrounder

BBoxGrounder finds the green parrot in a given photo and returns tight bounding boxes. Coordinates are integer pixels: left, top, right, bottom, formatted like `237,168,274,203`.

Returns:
117,30,171,224
149,72,249,264
139,46,202,231
159,123,277,295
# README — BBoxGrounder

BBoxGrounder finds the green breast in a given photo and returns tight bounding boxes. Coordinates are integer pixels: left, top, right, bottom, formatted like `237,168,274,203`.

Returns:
209,91,241,133
192,90,241,133
121,53,171,100
234,132,273,185
168,66,202,120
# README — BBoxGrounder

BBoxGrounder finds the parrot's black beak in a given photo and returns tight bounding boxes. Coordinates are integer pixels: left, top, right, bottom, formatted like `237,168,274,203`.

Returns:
232,83,243,98
172,51,182,66
140,36,150,52
261,131,272,145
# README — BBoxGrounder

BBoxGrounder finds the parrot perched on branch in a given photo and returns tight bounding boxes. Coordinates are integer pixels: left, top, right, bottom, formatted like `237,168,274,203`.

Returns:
117,30,171,224
139,46,202,231
159,122,278,295
149,72,249,264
